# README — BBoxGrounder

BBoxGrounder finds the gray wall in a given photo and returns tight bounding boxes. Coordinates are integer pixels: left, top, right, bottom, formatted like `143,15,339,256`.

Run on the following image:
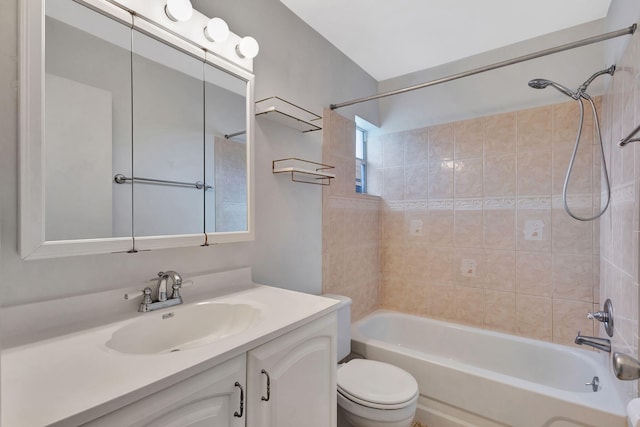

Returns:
0,0,378,309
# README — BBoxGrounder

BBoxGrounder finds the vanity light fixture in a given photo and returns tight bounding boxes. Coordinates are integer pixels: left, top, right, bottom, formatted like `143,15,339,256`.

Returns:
165,0,193,22
236,36,260,59
204,17,230,42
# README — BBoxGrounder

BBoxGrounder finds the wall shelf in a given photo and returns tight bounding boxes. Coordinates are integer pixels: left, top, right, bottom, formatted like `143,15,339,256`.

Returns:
256,97,322,132
272,158,335,186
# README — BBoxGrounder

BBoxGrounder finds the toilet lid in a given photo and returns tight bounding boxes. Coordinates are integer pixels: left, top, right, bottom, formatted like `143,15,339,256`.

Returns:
337,359,418,406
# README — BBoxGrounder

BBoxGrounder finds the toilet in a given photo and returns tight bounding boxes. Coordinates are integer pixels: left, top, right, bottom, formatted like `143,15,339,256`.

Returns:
325,295,419,427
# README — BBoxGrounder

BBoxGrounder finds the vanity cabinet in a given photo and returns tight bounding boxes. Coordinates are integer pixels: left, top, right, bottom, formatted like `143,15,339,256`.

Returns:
81,355,247,427
77,313,337,427
246,313,337,427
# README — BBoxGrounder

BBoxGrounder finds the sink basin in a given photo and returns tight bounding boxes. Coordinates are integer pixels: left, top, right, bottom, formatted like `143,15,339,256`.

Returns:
106,302,261,354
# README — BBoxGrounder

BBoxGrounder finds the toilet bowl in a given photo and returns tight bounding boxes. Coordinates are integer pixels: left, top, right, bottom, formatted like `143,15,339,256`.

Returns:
323,294,419,427
337,359,418,427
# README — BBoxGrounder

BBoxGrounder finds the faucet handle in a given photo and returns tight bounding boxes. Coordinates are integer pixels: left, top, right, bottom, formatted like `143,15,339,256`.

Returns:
170,282,182,300
124,287,153,301
587,311,609,322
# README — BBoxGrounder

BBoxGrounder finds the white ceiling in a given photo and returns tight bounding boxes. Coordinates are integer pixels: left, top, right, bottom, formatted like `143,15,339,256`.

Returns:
279,0,612,81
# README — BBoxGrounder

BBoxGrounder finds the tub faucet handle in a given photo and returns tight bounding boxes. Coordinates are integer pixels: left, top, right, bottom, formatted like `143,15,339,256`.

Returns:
587,311,608,321
587,299,614,337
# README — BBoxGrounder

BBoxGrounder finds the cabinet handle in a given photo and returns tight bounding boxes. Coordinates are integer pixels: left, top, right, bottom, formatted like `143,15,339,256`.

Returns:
261,369,271,402
234,382,244,418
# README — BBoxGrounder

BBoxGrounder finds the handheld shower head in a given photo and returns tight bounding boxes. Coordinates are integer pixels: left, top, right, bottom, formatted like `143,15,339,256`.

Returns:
527,78,578,99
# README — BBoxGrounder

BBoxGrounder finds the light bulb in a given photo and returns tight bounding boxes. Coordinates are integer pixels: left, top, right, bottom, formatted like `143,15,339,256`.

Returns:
204,17,230,43
236,36,259,59
165,0,193,22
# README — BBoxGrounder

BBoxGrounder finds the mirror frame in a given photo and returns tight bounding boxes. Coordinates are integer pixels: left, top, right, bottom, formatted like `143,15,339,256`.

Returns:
19,0,255,259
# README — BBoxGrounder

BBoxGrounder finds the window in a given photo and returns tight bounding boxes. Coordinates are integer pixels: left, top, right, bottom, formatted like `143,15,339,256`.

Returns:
355,127,367,193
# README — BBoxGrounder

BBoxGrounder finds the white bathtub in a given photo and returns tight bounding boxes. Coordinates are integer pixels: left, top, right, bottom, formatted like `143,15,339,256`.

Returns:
350,310,627,427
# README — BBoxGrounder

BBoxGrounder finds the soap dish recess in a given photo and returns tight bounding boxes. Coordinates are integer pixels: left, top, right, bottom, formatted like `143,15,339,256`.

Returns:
256,97,322,132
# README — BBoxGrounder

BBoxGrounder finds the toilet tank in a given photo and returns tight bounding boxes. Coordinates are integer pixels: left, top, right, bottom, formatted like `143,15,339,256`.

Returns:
323,294,352,361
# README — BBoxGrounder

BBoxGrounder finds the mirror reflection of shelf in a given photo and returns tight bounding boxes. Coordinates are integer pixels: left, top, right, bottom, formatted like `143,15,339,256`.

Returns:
272,158,335,186
256,97,322,132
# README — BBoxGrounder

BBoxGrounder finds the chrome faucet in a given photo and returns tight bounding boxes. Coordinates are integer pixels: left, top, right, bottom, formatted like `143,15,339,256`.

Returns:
138,271,184,312
575,331,611,353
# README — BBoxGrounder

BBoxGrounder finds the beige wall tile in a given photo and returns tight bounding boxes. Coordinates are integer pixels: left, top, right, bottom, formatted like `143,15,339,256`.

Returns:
454,158,483,197
382,208,404,246
455,118,484,159
517,106,552,152
404,165,429,200
455,286,484,327
484,250,515,292
454,249,485,288
426,248,454,285
484,209,516,250
405,128,429,165
484,154,516,196
454,211,484,248
516,209,552,252
429,123,454,160
484,290,516,333
516,251,552,297
383,133,405,167
428,210,454,246
517,150,552,196
484,112,516,155
383,167,405,200
428,160,454,198
552,209,593,254
516,294,552,341
429,284,456,321
552,253,594,302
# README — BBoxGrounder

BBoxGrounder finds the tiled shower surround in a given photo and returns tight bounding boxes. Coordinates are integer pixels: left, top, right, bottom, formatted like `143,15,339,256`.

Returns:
324,102,605,344
323,110,381,321
369,100,603,346
600,28,640,399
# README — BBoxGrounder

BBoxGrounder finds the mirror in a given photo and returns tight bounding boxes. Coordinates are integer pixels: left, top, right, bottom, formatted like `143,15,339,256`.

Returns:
20,0,254,259
44,0,132,242
204,64,248,233
131,30,205,238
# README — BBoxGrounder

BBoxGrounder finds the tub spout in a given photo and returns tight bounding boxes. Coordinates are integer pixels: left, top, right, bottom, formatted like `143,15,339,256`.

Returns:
612,352,640,380
575,331,611,352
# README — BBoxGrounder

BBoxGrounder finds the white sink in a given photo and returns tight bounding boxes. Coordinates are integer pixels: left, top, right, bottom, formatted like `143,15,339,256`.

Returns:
106,302,261,354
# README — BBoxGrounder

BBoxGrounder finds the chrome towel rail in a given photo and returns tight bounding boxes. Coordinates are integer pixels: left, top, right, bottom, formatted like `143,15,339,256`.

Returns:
618,123,640,147
114,174,212,190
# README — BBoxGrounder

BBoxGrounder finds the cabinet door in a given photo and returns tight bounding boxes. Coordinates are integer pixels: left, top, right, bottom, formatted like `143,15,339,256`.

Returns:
247,313,337,427
82,355,246,427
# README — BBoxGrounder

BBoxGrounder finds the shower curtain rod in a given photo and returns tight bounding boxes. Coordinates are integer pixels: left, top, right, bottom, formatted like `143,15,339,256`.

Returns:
330,24,637,110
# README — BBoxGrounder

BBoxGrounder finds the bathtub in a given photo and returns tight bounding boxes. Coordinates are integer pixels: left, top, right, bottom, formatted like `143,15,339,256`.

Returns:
350,310,627,427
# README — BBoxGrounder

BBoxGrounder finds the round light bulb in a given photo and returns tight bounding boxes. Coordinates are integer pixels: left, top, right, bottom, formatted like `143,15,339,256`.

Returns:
204,17,230,43
165,0,193,22
236,36,260,59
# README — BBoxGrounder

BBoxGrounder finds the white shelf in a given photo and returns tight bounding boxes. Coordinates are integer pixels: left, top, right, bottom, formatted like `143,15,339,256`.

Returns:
256,97,322,132
272,158,335,186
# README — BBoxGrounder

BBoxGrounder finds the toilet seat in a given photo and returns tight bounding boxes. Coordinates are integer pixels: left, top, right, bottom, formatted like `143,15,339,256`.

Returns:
337,359,418,410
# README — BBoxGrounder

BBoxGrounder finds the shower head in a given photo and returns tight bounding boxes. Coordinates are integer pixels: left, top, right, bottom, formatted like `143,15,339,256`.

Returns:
527,78,578,99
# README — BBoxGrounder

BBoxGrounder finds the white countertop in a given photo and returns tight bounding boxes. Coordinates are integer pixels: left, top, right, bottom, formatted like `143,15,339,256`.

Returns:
1,285,339,427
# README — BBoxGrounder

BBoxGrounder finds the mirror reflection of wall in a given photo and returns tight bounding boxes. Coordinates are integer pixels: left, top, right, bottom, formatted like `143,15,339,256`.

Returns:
44,0,132,241
204,64,248,233
131,31,205,238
